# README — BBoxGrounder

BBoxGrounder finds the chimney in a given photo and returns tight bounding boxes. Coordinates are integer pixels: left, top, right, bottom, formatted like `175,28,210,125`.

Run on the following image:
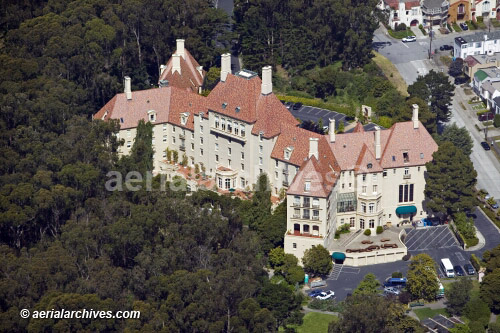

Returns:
309,138,319,160
176,39,185,59
374,126,381,160
412,103,419,129
160,64,166,75
221,53,231,82
172,54,181,74
124,76,132,100
261,66,273,95
196,65,203,78
329,118,336,143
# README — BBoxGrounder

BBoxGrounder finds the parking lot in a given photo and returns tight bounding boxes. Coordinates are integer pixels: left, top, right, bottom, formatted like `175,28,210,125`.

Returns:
287,105,349,128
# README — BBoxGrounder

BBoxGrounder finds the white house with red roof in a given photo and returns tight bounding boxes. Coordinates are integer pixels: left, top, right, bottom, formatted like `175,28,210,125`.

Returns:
94,40,438,265
380,0,422,29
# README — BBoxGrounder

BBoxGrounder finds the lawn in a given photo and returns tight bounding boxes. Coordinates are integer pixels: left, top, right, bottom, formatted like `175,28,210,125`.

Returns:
413,307,449,320
452,23,461,32
372,51,409,96
284,312,338,333
387,28,415,39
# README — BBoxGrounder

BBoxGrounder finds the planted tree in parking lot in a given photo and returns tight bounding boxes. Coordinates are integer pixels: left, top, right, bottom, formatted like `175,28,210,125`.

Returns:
424,142,477,219
406,254,439,301
353,273,381,295
407,70,454,124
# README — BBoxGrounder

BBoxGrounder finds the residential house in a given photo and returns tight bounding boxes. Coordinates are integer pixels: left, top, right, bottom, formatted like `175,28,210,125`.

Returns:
471,0,496,21
472,67,500,94
380,0,422,29
463,52,500,79
454,31,500,59
448,0,471,23
421,0,450,27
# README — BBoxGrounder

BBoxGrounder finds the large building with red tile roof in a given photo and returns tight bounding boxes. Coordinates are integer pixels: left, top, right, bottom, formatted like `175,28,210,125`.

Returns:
379,0,422,29
94,41,438,265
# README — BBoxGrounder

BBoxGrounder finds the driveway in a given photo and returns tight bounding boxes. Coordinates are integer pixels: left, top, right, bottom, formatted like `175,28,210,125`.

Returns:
471,206,500,256
287,105,349,128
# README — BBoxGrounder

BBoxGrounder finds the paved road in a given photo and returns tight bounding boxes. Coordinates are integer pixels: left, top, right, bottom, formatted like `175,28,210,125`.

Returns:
471,207,500,256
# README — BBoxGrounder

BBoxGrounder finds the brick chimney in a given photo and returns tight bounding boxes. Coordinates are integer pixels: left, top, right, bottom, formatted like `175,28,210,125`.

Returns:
176,39,185,59
124,76,132,100
412,104,419,129
375,126,381,159
221,53,231,82
309,138,319,159
172,54,181,74
329,118,335,143
261,66,272,95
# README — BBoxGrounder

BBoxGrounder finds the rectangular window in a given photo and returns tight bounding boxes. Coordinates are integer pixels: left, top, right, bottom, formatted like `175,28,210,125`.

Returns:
349,183,352,189
313,210,319,220
342,183,345,189
294,196,300,206
303,209,310,219
215,155,219,162
221,118,226,131
399,185,403,203
350,217,355,228
172,137,176,143
360,219,365,229
163,135,167,142
393,169,396,174
227,120,232,132
215,116,220,128
241,152,244,159
275,160,279,168
228,147,231,156
163,124,167,131
127,129,131,137
362,186,367,194
173,127,176,132
259,157,263,165
200,125,203,134
240,124,245,137
225,178,231,189
241,163,244,170
218,177,222,188
369,203,374,213
228,159,231,167
234,122,239,135
362,174,366,181
404,184,409,202
200,137,203,145
403,152,409,163
215,143,219,151
312,198,319,208
372,173,377,181
303,197,310,207
200,148,203,156
383,170,387,177
404,168,409,175
275,171,278,179
373,185,377,194
241,177,245,187
259,145,263,154
127,141,131,148
305,181,311,192
410,184,414,201
369,219,375,228
191,132,194,139
361,203,366,213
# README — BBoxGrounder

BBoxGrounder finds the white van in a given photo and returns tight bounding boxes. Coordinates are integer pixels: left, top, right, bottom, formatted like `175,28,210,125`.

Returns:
440,258,455,278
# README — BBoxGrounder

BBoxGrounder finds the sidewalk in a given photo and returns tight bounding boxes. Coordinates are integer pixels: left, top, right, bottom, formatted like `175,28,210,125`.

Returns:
411,26,425,40
466,226,486,251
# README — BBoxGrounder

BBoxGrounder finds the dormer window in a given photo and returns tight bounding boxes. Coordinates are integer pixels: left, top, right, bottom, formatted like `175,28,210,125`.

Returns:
304,181,311,192
222,102,227,109
284,147,293,160
181,112,189,125
147,110,156,122
259,131,264,142
392,155,396,162
403,152,409,163
102,110,108,120
235,106,240,113
367,163,372,169
420,153,424,159
215,115,219,128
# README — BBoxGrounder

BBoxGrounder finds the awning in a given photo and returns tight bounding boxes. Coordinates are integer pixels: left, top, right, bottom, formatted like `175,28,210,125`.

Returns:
396,205,417,215
332,252,346,261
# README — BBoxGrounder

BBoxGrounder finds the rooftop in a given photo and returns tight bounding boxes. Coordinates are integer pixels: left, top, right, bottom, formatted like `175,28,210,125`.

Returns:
455,30,500,45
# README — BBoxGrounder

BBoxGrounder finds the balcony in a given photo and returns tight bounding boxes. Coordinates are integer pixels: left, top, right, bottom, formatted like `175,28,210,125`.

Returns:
293,214,300,219
292,202,300,207
312,216,320,220
282,169,289,175
179,145,186,151
403,174,411,179
282,180,289,187
179,133,185,139
312,204,320,209
302,215,310,220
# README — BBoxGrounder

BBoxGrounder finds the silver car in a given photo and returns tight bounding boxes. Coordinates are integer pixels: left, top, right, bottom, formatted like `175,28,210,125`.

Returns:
384,287,401,295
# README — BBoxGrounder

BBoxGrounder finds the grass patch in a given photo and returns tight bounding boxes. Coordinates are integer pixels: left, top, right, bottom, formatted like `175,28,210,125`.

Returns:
463,88,474,95
413,307,449,320
492,19,500,28
287,312,338,333
452,23,461,32
372,51,408,96
459,102,467,110
387,28,415,39
478,21,487,29
440,56,452,66
475,124,482,131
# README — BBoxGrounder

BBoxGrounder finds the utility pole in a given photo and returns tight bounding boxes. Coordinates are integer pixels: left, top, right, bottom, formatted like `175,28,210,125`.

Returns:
429,15,433,59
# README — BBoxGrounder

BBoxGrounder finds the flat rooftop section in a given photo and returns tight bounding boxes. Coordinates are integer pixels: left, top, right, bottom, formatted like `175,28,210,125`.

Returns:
472,53,500,65
330,227,404,252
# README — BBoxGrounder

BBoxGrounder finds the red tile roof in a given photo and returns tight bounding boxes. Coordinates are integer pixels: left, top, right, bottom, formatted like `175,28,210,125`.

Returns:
464,55,480,67
352,122,365,133
159,48,205,93
206,73,298,138
271,124,322,166
93,86,207,131
286,155,336,198
405,1,420,9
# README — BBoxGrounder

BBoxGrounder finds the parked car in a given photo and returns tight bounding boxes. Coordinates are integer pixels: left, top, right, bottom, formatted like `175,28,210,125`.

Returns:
460,22,469,30
292,102,303,110
440,44,453,51
481,141,491,151
384,287,401,295
464,263,476,275
492,202,499,209
308,290,323,297
478,112,494,121
454,75,469,85
285,101,293,109
316,290,335,300
402,36,417,43
454,265,465,276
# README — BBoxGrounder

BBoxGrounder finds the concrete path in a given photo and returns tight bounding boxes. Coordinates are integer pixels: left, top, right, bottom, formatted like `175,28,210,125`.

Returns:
466,226,486,251
303,306,339,316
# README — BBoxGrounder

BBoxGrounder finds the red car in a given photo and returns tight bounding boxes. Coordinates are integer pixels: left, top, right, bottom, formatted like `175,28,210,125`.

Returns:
478,112,494,121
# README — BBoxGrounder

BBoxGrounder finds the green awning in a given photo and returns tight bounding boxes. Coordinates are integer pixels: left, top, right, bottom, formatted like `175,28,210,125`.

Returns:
332,252,346,260
396,205,417,215
475,70,488,82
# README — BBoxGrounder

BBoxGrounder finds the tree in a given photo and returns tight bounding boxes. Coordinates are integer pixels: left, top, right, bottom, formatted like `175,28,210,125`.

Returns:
445,278,473,315
454,212,476,240
302,245,333,276
258,282,302,330
448,58,464,77
425,142,477,219
449,324,471,333
464,298,491,329
353,273,381,295
483,244,500,273
440,123,473,156
406,254,439,301
494,114,500,128
328,294,424,333
480,268,500,312
405,97,437,134
408,70,455,124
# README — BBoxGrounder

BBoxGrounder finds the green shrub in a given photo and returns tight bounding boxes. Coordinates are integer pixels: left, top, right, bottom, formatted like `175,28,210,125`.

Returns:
392,271,403,278
464,298,490,329
376,226,384,234
395,23,407,31
494,114,500,128
470,254,482,272
489,322,500,333
364,229,371,236
465,237,479,248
